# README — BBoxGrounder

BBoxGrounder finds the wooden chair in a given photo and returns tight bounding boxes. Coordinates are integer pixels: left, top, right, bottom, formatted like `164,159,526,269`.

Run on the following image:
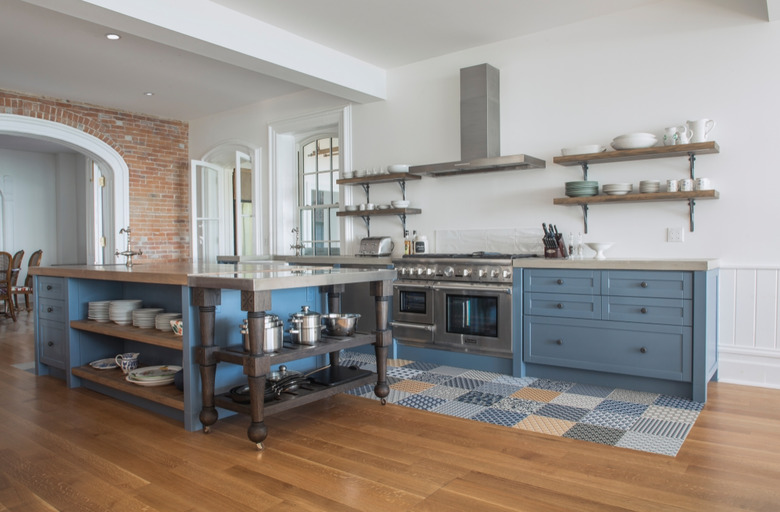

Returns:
13,249,42,312
0,251,16,321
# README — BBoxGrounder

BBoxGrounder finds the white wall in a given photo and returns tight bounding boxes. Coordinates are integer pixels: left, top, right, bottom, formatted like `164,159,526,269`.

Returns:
0,147,85,276
189,0,780,388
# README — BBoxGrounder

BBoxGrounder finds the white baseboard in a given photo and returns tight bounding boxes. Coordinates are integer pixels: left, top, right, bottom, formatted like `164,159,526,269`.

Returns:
717,346,780,390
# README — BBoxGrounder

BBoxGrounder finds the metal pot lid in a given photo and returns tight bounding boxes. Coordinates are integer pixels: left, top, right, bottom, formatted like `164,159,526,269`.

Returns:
289,305,320,318
268,365,301,382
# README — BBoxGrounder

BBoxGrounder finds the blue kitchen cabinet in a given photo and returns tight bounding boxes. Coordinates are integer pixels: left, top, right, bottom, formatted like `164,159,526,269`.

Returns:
522,268,718,402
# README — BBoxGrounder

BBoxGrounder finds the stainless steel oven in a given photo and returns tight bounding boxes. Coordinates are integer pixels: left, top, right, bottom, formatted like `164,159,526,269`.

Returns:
391,253,533,358
432,281,512,357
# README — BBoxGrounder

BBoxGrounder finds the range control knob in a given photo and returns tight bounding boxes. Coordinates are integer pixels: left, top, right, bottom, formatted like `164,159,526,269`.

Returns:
478,268,487,277
416,267,425,275
502,269,512,279
443,266,455,277
400,267,408,276
490,268,500,278
426,268,435,276
462,268,472,277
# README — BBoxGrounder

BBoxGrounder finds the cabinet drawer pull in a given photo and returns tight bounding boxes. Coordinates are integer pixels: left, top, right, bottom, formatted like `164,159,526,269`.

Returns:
640,307,648,314
556,303,564,309
47,307,53,313
556,339,563,345
46,285,53,291
640,281,648,288
47,341,54,347
640,347,647,353
556,279,564,285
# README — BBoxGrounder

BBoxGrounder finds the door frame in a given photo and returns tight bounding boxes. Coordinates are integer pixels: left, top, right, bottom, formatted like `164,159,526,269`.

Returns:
0,114,129,263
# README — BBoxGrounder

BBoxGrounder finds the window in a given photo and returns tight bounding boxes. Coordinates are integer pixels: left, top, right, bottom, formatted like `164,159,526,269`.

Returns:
297,136,340,255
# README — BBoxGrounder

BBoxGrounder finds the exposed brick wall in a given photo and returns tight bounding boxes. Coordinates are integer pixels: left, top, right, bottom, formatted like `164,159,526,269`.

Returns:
0,90,189,261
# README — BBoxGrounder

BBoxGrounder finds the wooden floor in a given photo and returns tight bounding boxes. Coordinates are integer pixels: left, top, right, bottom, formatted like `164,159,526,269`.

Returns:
2,314,779,511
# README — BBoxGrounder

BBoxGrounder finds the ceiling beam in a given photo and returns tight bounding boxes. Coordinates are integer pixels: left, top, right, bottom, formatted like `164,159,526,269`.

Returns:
20,0,387,103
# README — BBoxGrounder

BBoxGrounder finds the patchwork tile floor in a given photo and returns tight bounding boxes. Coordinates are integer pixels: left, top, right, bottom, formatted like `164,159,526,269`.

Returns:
341,351,703,456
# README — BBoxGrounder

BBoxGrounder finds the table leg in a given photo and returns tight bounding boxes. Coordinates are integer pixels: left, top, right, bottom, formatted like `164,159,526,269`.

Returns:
193,288,221,433
371,280,393,404
242,291,271,449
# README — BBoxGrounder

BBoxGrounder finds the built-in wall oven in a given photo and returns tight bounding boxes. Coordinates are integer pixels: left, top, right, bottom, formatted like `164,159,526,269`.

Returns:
391,253,533,358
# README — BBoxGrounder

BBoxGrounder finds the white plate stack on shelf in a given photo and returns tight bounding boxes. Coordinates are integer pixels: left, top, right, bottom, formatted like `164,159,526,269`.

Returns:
639,180,661,193
126,365,181,387
109,299,143,325
132,308,164,329
602,183,633,196
611,133,658,150
88,300,111,322
155,312,182,331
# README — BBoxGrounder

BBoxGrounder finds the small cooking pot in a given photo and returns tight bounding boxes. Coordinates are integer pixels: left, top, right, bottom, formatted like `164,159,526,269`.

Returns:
289,305,321,329
240,315,283,352
288,325,325,345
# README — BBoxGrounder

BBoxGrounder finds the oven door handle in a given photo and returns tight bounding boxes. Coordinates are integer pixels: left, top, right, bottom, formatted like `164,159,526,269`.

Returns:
389,321,435,332
432,283,512,294
394,283,434,290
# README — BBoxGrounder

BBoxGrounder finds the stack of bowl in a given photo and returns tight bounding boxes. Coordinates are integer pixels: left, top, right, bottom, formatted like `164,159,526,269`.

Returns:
639,180,660,193
611,133,658,150
565,181,599,197
602,183,633,196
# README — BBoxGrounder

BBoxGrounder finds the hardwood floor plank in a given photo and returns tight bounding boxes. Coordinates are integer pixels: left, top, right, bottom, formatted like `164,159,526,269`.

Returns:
3,316,780,510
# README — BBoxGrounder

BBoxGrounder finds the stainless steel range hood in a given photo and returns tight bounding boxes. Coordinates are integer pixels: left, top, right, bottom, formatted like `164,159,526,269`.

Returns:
409,64,545,177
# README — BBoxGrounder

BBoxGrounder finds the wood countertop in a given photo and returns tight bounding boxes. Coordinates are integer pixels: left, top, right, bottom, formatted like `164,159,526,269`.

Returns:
514,258,719,271
31,261,397,290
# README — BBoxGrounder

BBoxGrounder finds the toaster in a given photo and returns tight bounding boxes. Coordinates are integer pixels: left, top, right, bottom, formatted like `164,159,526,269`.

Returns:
357,237,394,257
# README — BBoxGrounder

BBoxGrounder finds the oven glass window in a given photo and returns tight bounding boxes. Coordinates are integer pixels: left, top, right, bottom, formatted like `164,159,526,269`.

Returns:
445,294,498,337
400,290,427,315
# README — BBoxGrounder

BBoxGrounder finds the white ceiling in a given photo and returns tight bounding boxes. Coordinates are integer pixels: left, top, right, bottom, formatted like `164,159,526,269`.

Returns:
0,0,773,134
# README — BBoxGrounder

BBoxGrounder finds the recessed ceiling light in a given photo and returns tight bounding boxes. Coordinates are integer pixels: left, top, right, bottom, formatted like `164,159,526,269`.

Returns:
105,33,120,40
143,92,154,96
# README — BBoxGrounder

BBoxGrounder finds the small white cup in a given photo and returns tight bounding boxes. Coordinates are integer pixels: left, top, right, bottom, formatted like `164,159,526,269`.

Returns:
365,203,375,210
358,203,366,211
694,177,712,190
667,179,679,192
680,179,694,192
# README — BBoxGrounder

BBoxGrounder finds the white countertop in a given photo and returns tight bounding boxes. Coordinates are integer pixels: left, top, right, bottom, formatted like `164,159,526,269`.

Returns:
514,257,719,271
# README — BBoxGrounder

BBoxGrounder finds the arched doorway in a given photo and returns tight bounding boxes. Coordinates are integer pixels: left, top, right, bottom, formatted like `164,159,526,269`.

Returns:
0,114,129,264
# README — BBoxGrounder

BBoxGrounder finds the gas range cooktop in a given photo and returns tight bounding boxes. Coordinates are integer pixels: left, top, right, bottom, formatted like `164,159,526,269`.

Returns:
394,252,537,283
401,252,538,260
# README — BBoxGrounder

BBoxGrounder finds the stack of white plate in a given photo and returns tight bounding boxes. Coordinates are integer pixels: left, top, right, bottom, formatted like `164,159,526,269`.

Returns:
132,308,164,329
639,180,661,193
565,181,599,197
88,300,111,322
126,365,181,387
611,133,658,150
109,299,143,325
603,183,633,196
156,312,182,331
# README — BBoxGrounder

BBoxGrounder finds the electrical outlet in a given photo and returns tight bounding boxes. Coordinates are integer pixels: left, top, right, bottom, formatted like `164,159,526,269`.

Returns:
667,227,684,243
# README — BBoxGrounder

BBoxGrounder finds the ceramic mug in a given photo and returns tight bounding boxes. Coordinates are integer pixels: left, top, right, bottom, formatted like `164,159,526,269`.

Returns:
663,126,679,146
170,319,183,336
680,178,695,192
115,352,140,374
695,177,712,190
667,179,680,192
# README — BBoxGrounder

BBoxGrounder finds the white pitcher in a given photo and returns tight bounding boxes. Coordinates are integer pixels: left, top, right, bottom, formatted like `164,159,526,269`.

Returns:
687,119,715,143
677,125,693,144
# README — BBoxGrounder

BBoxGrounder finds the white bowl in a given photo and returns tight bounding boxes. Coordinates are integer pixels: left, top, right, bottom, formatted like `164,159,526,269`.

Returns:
614,132,657,140
342,171,354,179
391,200,410,208
561,145,606,156
345,205,358,211
388,164,410,173
611,133,658,150
585,242,614,260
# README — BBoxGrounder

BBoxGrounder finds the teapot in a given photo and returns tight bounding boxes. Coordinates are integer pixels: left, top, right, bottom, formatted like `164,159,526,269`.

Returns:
687,119,715,143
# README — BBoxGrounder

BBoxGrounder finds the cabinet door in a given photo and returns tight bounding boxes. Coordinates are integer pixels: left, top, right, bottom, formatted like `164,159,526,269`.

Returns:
602,271,691,299
524,317,691,382
524,269,600,295
39,319,66,368
524,292,601,320
603,296,692,326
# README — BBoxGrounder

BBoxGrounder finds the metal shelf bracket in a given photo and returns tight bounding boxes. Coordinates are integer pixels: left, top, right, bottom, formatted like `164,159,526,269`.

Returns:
580,162,589,181
581,204,589,234
688,198,695,232
688,153,696,180
397,180,407,200
360,215,371,236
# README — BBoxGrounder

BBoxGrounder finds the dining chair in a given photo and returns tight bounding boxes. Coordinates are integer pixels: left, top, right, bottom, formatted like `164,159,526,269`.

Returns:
13,249,42,312
0,251,16,321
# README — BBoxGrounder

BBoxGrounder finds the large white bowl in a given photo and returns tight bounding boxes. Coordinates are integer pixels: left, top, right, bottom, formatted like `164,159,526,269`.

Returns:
561,145,606,156
391,200,410,208
612,132,658,150
388,164,410,173
585,242,614,260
